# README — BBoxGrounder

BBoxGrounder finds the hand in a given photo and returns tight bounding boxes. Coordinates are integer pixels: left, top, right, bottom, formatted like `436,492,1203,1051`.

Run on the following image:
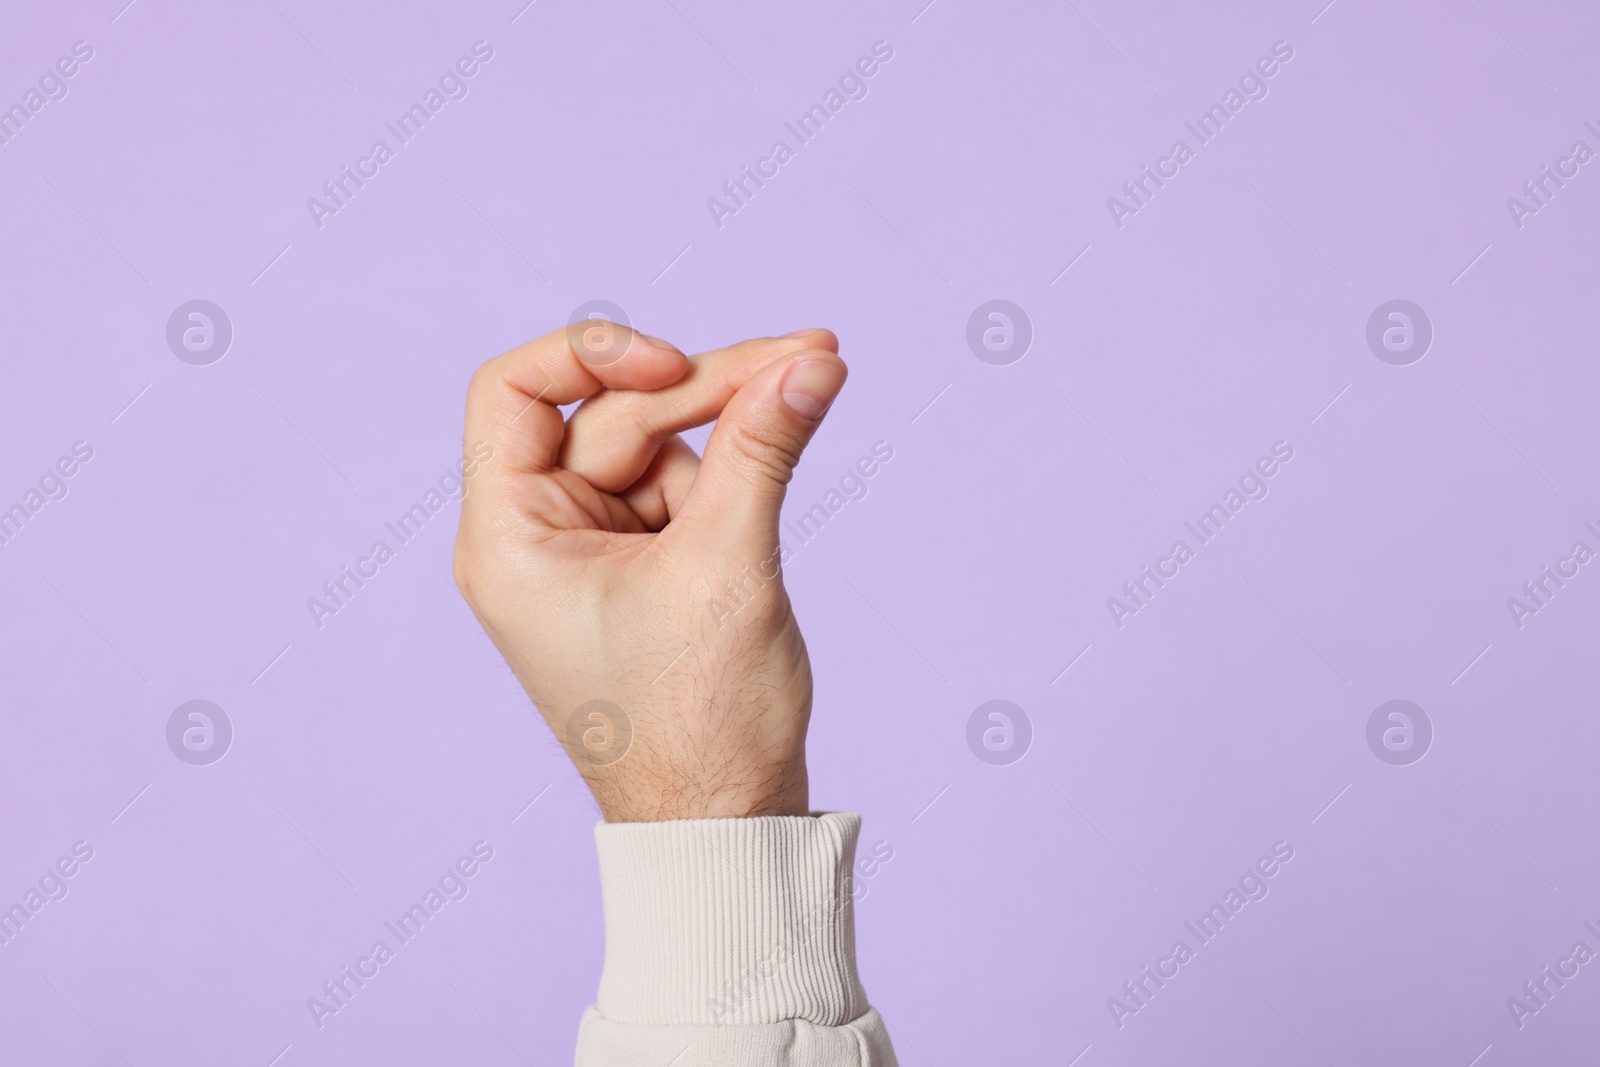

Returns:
452,322,847,822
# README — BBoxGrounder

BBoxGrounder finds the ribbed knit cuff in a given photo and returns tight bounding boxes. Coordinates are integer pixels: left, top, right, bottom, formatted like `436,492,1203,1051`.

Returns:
594,812,869,1028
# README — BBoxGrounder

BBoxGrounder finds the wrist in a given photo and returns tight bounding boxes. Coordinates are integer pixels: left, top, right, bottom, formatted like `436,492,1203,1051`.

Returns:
593,762,809,822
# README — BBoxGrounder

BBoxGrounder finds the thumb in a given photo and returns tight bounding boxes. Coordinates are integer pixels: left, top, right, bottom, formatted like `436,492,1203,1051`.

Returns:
674,348,848,555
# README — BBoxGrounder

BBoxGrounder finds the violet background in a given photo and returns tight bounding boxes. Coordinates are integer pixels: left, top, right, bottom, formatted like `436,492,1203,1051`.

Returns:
2,0,1598,1064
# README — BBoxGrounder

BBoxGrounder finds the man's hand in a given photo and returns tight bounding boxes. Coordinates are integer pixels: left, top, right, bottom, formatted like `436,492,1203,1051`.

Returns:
453,322,847,823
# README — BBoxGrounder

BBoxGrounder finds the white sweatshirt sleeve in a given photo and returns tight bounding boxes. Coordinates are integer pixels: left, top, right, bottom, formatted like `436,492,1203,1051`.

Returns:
575,812,898,1067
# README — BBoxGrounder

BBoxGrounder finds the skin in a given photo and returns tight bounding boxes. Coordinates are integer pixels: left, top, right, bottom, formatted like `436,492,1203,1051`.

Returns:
453,322,847,822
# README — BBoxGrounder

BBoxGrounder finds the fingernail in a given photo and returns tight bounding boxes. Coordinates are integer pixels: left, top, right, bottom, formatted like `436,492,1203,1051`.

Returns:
641,333,677,351
780,358,846,421
782,328,822,339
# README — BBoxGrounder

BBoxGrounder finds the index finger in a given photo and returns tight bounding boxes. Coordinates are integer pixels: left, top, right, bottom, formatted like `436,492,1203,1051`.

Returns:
463,320,687,477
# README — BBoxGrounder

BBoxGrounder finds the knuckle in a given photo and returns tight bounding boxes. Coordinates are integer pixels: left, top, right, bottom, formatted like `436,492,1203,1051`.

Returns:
622,393,669,443
466,359,500,399
724,421,801,484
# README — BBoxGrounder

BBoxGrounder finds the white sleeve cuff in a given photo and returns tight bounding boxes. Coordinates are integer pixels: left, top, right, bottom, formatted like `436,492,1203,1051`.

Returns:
576,812,898,1066
591,812,871,1027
